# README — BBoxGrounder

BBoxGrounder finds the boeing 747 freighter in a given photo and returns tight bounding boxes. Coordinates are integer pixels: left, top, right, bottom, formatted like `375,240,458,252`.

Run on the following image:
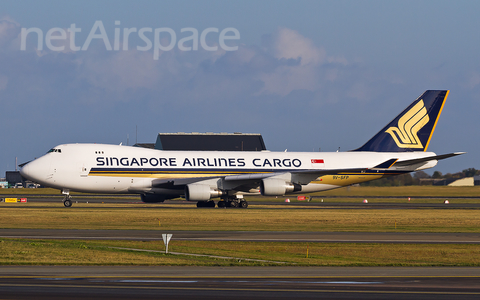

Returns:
20,90,463,207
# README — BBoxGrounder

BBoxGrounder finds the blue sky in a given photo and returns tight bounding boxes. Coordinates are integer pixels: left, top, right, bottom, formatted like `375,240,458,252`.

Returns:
1,0,479,176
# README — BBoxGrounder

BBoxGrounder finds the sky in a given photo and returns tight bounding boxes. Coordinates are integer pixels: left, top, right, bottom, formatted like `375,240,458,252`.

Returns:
1,0,479,177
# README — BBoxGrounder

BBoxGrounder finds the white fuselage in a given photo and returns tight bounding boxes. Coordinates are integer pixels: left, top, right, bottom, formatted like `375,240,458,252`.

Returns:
20,143,437,196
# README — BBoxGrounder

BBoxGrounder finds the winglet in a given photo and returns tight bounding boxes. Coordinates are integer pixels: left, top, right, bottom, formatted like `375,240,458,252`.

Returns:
354,90,449,152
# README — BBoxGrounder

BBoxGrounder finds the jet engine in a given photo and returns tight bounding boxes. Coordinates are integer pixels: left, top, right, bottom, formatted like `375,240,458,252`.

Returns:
260,178,301,196
185,184,223,201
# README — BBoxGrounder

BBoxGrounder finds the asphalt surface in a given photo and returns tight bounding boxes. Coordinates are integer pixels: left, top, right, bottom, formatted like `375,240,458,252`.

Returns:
1,229,480,244
1,267,480,300
3,194,480,208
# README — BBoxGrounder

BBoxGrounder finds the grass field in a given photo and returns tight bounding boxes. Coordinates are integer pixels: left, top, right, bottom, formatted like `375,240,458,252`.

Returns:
1,239,479,266
0,203,479,232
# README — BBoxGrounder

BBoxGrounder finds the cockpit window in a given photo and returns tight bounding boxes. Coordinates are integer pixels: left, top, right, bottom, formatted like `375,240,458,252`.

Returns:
47,148,62,153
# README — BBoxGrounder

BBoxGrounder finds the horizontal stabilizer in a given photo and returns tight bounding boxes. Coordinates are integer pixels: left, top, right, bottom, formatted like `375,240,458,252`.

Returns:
393,152,465,167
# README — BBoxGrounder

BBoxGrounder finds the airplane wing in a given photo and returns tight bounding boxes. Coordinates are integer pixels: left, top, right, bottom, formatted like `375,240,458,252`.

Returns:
224,168,368,183
149,167,369,193
223,168,369,193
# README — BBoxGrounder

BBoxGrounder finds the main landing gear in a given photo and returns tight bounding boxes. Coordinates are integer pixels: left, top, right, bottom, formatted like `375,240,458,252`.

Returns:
196,196,248,208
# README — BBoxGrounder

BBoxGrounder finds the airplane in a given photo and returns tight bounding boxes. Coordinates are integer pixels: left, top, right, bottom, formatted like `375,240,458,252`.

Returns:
20,90,464,208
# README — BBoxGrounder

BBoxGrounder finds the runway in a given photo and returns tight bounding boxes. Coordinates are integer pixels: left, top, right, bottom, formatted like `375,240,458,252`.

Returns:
3,195,480,208
1,266,479,300
3,265,480,277
2,196,480,299
1,228,480,244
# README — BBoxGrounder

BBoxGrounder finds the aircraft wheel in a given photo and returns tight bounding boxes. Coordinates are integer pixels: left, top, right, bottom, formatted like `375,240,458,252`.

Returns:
208,201,216,208
240,201,248,209
229,201,238,208
218,201,226,208
63,199,72,207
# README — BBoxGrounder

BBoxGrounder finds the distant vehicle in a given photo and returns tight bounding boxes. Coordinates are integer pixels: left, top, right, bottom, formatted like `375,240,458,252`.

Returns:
14,183,23,188
20,90,464,208
27,183,37,188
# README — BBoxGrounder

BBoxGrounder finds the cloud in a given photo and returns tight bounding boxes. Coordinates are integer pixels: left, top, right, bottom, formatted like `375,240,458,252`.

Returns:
0,17,20,49
272,27,326,65
79,50,161,93
256,27,351,97
1,21,374,110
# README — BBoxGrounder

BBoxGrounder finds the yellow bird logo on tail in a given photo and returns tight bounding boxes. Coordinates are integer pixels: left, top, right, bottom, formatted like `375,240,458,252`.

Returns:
385,100,429,149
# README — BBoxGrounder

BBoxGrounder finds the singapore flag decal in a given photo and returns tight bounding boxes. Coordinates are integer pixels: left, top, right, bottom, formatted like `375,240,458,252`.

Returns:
311,159,325,168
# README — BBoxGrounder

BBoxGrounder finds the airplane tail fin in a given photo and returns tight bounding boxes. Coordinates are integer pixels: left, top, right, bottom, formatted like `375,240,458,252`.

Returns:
354,90,449,152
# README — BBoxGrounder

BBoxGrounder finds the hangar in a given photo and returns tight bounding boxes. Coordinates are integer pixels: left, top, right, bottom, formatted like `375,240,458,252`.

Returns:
431,176,480,186
136,132,267,151
474,175,480,186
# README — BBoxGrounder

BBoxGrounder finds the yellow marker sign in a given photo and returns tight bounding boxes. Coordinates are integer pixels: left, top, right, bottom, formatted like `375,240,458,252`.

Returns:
5,198,18,203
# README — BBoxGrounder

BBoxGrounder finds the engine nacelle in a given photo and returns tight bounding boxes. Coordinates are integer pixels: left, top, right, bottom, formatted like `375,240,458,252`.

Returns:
185,184,223,201
260,178,301,196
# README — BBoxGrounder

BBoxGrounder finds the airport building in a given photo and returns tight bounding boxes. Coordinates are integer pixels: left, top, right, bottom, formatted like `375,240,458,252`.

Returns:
431,176,479,186
474,175,480,186
448,177,475,186
136,132,267,151
6,171,24,187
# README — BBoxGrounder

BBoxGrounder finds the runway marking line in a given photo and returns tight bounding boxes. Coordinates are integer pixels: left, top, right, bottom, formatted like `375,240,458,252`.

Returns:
0,283,479,295
1,236,479,244
2,276,480,279
108,246,292,264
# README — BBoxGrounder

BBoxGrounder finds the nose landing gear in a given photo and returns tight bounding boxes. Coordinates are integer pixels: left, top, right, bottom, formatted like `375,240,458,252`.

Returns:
62,190,72,207
63,196,72,207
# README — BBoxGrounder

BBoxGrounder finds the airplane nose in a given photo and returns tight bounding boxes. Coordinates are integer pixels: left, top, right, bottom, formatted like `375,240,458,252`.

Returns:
19,157,50,184
19,161,33,180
